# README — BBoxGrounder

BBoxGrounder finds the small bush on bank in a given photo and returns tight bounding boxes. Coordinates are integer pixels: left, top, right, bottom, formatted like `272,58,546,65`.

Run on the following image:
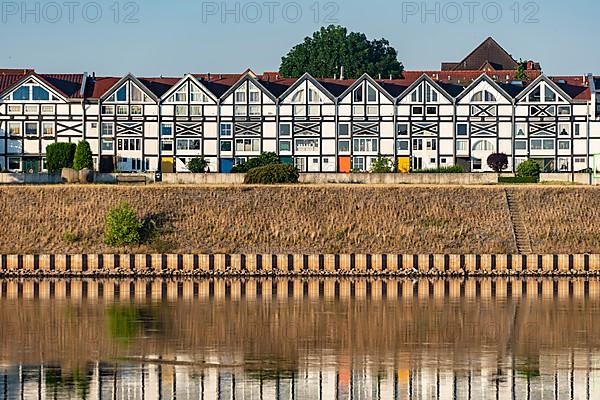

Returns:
187,157,209,173
73,140,94,171
370,155,393,173
517,160,541,178
104,202,143,247
46,142,76,173
232,152,280,173
244,164,300,184
499,176,539,184
487,153,509,173
413,166,464,173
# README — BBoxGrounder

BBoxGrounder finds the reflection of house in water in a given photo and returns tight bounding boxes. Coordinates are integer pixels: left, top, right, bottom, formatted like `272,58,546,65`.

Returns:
1,351,600,399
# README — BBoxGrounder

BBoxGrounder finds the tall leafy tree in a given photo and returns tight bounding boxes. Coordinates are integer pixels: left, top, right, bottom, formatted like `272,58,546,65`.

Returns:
279,25,403,79
73,140,94,171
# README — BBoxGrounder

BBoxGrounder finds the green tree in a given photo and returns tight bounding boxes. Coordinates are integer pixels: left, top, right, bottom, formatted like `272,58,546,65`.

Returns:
73,140,94,171
487,153,509,173
514,59,529,81
187,157,209,173
370,155,392,173
280,25,404,79
45,142,76,173
104,202,143,247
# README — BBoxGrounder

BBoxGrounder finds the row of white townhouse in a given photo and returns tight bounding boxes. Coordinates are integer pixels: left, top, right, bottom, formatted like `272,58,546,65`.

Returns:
1,68,600,173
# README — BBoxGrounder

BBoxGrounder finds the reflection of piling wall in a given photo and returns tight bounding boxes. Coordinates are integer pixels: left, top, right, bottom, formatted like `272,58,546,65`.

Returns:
1,253,599,275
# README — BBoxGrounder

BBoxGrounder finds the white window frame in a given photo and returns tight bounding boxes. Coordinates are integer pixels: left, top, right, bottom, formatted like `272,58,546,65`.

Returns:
7,122,22,136
101,122,114,137
24,122,38,137
41,122,55,137
220,123,233,137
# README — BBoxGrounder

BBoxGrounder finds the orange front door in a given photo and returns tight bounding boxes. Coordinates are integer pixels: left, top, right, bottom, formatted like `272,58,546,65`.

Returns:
338,156,351,173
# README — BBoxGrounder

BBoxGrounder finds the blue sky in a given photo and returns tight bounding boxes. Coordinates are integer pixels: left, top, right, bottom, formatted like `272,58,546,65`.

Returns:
0,0,596,76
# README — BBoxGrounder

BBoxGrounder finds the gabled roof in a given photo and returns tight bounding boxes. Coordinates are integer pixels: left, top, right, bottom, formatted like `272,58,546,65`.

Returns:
401,69,541,85
442,37,519,71
396,74,454,103
455,73,514,102
94,73,176,102
0,72,77,101
551,76,590,101
219,71,278,102
278,73,336,102
515,74,576,102
159,74,219,103
337,73,396,102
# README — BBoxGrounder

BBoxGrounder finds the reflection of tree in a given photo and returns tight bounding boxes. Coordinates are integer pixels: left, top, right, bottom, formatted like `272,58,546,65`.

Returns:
106,306,163,343
45,366,92,399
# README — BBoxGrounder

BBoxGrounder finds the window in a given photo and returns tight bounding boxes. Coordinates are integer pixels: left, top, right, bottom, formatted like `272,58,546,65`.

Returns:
116,105,128,115
161,123,173,137
456,140,467,152
7,105,22,114
176,139,201,151
8,122,21,136
426,139,437,151
235,91,246,103
41,122,54,136
279,140,291,152
353,105,364,116
175,105,188,116
515,140,527,150
41,105,55,114
528,86,541,102
10,84,51,101
24,105,38,114
397,124,408,136
558,140,571,150
471,90,496,102
235,138,260,152
101,105,114,115
397,140,409,151
220,123,232,137
353,138,378,153
190,105,202,116
412,106,423,115
413,139,423,151
531,139,554,150
575,124,581,136
545,86,556,102
338,140,350,153
352,157,365,171
249,91,260,103
279,124,291,137
295,139,319,152
130,105,142,115
24,122,38,136
220,140,232,152
235,105,247,116
190,85,208,102
457,124,468,136
426,106,437,116
12,86,29,100
101,122,114,136
101,139,114,151
515,125,526,137
8,157,20,171
473,159,482,170
291,89,304,103
367,85,377,102
249,105,261,116
558,106,570,115
353,86,363,103
472,140,494,152
308,89,321,103
294,105,306,116
367,106,378,116
338,124,350,137
161,140,173,151
117,138,141,151
174,87,187,102
558,123,570,136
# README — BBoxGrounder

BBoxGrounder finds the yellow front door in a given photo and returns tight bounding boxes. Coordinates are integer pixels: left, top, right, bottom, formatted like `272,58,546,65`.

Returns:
397,157,410,173
161,157,174,173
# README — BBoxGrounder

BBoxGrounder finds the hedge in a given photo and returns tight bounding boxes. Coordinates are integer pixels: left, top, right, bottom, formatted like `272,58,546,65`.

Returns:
499,177,539,184
244,164,300,184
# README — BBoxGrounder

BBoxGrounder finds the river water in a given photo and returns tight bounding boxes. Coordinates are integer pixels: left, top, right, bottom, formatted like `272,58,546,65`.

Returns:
0,278,598,399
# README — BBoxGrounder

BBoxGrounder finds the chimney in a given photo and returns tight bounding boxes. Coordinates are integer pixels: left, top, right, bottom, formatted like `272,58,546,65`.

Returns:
334,73,337,80
208,72,211,81
527,60,534,70
340,66,344,80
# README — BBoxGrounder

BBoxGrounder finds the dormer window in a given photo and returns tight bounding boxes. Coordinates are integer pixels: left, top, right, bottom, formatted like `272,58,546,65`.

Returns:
8,83,54,101
353,86,363,103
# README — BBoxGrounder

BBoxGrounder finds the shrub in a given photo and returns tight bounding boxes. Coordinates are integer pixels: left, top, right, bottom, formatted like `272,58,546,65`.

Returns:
244,164,300,184
63,231,81,243
73,140,94,171
499,176,539,184
370,155,392,173
187,157,209,173
517,160,541,178
104,202,143,247
487,153,509,173
232,152,280,173
414,166,464,173
46,142,76,173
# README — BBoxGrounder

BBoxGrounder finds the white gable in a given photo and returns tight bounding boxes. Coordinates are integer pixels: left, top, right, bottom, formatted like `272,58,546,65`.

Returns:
164,78,215,104
282,79,331,105
458,79,511,105
519,81,567,104
2,77,63,103
105,80,152,104
340,79,392,105
399,80,451,105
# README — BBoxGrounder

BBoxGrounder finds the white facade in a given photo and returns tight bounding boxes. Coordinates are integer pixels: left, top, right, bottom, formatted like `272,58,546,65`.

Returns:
1,71,599,174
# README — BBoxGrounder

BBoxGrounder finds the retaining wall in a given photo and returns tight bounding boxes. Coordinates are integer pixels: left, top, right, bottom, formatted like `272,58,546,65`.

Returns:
1,254,598,275
539,173,592,184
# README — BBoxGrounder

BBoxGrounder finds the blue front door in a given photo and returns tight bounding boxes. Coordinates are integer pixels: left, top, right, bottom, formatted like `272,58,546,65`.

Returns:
219,158,234,173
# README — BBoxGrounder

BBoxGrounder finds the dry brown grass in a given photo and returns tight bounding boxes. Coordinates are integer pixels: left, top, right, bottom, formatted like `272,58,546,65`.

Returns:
0,185,515,254
510,187,600,254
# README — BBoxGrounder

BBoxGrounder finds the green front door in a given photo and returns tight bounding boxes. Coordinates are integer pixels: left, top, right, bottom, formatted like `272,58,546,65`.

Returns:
22,157,40,174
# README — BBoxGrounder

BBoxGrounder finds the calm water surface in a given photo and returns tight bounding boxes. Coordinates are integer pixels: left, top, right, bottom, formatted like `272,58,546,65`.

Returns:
0,278,598,399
